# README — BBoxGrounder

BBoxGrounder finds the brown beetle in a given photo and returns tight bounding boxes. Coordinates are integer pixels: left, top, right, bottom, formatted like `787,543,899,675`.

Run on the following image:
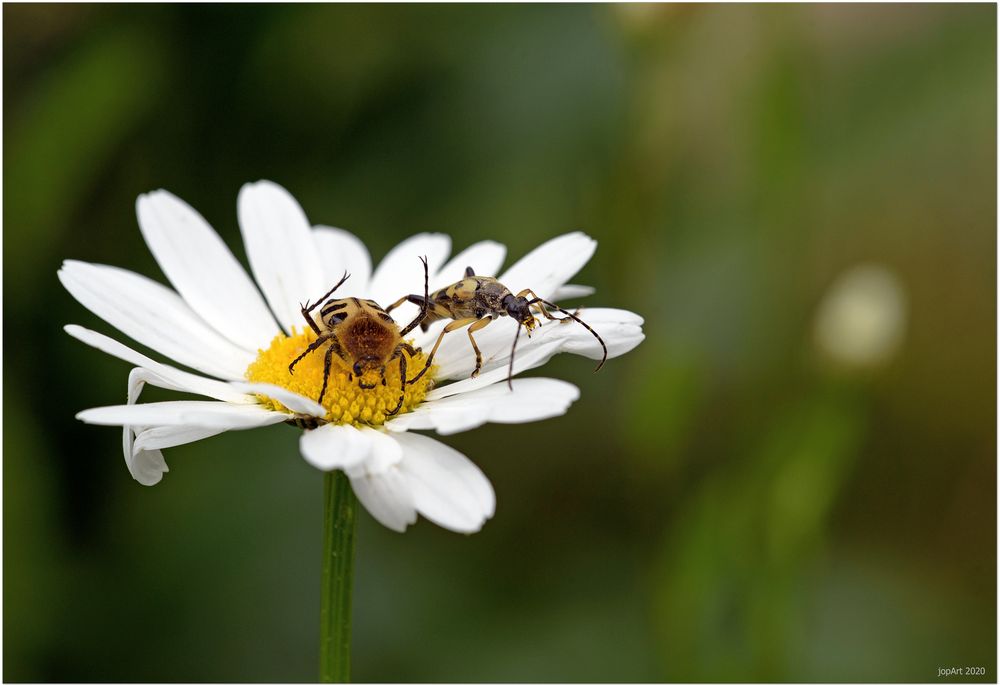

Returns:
289,257,429,415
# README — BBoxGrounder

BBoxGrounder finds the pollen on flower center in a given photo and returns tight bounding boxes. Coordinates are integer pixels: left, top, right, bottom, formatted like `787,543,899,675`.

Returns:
245,330,434,426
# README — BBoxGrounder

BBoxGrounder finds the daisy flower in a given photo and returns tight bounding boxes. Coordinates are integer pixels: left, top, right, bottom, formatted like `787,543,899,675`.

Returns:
60,181,645,534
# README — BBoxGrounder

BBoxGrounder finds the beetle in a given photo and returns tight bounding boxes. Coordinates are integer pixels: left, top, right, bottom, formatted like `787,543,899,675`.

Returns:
288,257,429,416
386,266,606,389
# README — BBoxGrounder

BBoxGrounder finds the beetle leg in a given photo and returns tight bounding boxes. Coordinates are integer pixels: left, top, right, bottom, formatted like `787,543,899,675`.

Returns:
318,341,339,404
386,348,408,416
532,300,580,324
288,333,333,374
516,288,576,323
385,295,413,314
466,317,493,378
408,317,480,384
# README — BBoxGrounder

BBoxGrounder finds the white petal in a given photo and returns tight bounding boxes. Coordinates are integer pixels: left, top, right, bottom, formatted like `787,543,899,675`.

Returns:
78,401,289,429
121,367,267,485
132,424,229,453
550,284,595,301
368,233,451,319
415,316,522,381
313,428,411,531
353,428,405,476
123,368,169,486
387,378,579,435
428,339,564,399
313,225,372,298
381,238,505,349
136,190,280,350
237,181,327,334
230,382,325,417
499,232,597,301
544,307,645,361
428,307,644,383
65,325,325,425
431,240,507,290
299,423,373,472
58,261,252,379
349,467,416,533
65,325,254,404
394,432,495,533
128,447,168,486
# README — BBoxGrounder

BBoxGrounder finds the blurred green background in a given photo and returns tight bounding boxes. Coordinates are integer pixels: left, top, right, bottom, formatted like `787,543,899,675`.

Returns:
3,3,996,682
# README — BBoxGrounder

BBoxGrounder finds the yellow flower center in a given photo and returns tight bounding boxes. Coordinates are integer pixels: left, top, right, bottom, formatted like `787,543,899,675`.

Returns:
245,330,434,426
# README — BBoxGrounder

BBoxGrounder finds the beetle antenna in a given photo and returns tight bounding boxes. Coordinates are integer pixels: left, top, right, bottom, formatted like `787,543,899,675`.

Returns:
528,298,608,372
302,271,351,315
399,255,430,337
507,322,522,391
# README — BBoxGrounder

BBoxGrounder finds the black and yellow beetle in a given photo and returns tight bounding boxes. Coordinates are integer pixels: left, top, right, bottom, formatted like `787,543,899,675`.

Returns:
386,267,607,389
289,257,429,415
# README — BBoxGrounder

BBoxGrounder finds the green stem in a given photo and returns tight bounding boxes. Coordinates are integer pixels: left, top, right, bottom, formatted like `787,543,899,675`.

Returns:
320,471,357,683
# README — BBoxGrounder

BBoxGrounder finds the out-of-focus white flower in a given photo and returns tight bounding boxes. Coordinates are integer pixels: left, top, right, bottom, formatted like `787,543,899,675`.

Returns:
814,263,907,368
60,181,644,533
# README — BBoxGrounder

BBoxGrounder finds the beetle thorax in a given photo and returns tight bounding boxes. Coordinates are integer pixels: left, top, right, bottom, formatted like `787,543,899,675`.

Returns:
472,279,508,314
340,315,396,363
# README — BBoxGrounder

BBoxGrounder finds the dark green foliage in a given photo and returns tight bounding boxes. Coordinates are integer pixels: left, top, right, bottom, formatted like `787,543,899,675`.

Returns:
3,4,995,682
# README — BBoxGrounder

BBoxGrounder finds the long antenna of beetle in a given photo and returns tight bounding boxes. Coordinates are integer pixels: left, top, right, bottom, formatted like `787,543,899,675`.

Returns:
507,323,522,391
526,298,608,372
398,255,429,337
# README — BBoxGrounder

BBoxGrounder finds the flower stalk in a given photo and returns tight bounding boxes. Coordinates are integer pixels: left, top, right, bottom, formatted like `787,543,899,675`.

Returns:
320,470,357,683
